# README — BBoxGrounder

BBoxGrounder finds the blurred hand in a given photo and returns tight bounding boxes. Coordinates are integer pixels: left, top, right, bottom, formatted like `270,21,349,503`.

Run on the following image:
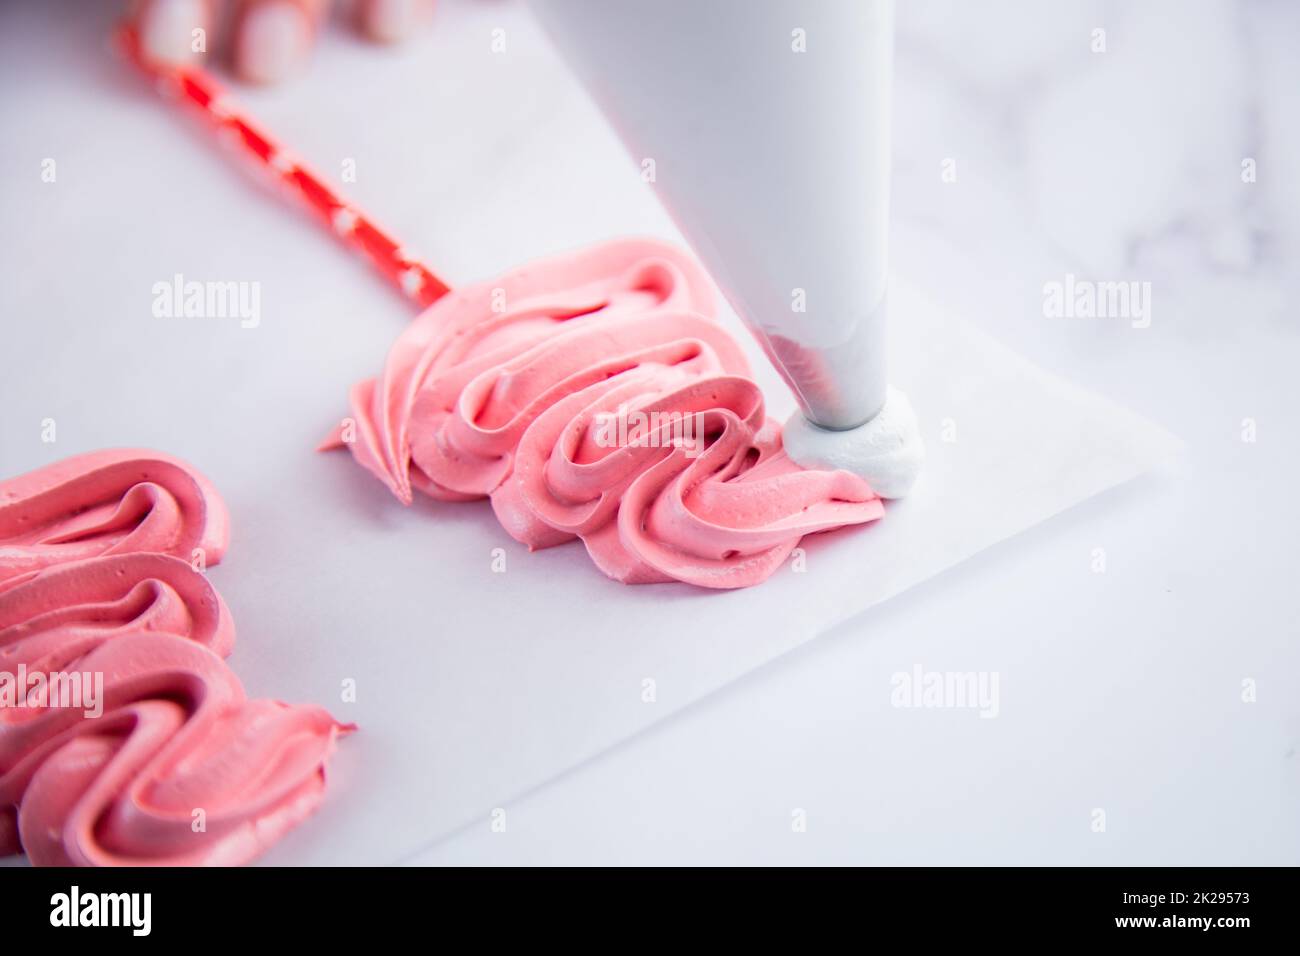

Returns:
128,0,436,84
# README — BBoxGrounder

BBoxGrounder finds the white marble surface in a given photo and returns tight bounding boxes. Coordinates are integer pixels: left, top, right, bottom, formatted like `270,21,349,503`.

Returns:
411,0,1300,865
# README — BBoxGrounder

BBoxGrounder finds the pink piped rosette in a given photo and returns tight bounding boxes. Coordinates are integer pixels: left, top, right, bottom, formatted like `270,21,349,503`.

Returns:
326,240,884,588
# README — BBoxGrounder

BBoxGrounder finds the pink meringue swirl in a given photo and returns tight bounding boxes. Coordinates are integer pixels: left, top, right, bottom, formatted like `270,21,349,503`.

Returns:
0,553,349,866
0,449,229,591
327,239,884,588
0,453,349,866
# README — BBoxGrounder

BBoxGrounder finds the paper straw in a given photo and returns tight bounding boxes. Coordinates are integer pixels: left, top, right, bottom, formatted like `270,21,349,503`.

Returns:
114,25,451,310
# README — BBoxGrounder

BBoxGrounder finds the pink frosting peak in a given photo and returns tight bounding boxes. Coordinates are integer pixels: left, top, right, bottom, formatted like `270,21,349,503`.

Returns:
0,449,230,591
327,239,884,588
0,454,349,866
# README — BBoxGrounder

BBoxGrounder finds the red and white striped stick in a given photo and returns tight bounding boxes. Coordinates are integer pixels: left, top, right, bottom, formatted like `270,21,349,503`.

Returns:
114,24,451,311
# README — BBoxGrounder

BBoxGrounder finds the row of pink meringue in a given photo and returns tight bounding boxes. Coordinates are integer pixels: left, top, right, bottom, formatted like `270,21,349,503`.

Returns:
325,239,884,588
0,449,349,866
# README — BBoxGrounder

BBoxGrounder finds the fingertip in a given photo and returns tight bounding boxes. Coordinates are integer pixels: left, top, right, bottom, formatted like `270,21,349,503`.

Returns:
233,0,318,85
357,0,436,45
134,0,214,65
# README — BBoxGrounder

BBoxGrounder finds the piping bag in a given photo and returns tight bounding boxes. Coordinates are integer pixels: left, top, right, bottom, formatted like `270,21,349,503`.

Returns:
532,0,923,497
113,16,895,589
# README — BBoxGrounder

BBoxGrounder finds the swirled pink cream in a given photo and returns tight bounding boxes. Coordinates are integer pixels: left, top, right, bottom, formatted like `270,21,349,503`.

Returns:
325,239,884,588
0,448,228,591
0,452,349,866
